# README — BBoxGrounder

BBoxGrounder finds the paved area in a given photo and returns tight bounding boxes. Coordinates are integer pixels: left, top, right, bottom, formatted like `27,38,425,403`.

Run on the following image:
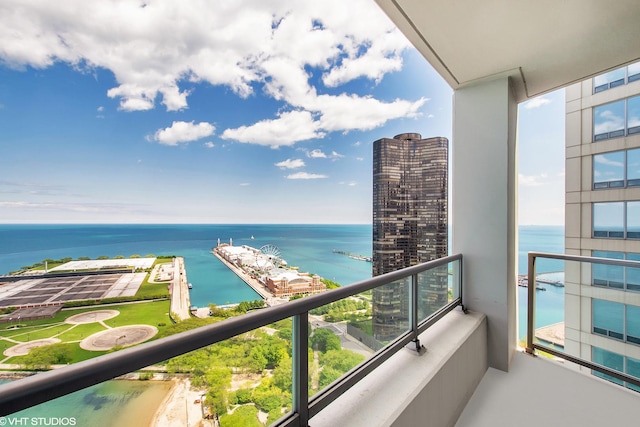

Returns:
80,325,158,351
0,273,147,308
170,257,191,321
3,338,61,357
49,258,156,272
65,310,119,324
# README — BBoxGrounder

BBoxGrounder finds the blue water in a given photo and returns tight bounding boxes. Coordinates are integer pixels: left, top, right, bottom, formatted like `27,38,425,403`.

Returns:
0,224,373,306
0,223,563,338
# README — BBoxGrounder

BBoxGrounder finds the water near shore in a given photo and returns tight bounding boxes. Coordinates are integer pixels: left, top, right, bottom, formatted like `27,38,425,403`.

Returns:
0,379,172,427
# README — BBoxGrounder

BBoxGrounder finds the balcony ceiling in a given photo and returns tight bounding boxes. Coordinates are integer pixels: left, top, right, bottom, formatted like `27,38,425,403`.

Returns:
375,0,640,102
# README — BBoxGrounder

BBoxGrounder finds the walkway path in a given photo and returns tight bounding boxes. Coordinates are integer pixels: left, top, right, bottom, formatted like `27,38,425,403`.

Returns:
170,257,191,321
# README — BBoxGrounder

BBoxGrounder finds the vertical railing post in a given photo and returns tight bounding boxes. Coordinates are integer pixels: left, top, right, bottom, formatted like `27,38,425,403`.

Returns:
292,312,309,426
407,274,425,353
526,253,536,354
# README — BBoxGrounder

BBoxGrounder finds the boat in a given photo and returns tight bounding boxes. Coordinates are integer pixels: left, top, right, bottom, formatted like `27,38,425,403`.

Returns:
188,282,193,289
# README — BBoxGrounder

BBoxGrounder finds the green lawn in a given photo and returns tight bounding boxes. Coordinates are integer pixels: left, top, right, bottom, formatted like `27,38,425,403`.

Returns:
0,300,171,365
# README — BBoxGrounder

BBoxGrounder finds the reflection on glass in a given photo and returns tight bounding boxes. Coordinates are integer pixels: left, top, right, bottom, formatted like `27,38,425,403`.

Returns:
626,253,640,291
626,357,640,392
628,95,640,134
592,251,624,288
417,264,449,321
593,299,624,339
626,305,640,345
593,202,624,237
629,62,640,82
627,149,640,186
593,347,624,385
593,151,624,188
594,100,625,141
594,68,626,92
372,278,410,343
627,202,640,239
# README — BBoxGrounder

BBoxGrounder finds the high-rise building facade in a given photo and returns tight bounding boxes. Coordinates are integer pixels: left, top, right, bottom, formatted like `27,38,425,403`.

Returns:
372,133,448,341
565,62,640,390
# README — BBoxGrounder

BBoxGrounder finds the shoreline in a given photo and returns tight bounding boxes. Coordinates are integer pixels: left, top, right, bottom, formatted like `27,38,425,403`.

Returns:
211,249,277,305
150,377,207,427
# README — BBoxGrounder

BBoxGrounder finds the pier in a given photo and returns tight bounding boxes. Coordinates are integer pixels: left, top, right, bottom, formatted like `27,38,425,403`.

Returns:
169,257,192,321
211,249,282,307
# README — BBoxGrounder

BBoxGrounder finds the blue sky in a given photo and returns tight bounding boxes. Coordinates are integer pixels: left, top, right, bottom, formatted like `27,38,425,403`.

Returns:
0,0,564,225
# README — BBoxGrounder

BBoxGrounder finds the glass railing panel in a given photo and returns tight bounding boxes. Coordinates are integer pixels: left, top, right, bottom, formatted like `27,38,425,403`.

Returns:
308,290,378,397
529,257,572,351
417,259,457,322
528,253,640,392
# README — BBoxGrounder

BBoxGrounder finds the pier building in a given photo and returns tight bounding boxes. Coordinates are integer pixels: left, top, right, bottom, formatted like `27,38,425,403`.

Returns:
213,242,326,299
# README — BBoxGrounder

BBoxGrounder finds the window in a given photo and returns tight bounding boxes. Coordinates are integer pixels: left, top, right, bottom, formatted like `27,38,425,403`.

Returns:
592,251,624,288
627,305,640,345
592,251,640,291
592,347,624,385
628,202,640,239
628,149,640,186
593,202,640,239
593,299,624,340
594,68,626,93
593,202,624,238
628,96,640,135
593,151,625,188
593,148,640,189
592,299,640,346
594,100,625,141
592,347,640,391
593,61,640,93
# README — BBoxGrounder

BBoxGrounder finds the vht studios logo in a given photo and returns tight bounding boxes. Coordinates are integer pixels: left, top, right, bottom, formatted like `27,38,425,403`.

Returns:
0,418,77,426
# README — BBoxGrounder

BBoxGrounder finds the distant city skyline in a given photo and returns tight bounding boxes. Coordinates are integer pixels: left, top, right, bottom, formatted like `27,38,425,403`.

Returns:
0,1,564,225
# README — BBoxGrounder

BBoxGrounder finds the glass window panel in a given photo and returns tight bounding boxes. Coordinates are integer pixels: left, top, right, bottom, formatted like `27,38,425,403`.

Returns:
628,62,640,81
627,202,640,239
627,305,640,343
372,278,410,343
593,299,624,337
593,151,624,187
593,202,624,237
594,101,625,140
594,68,626,88
592,251,624,287
627,96,640,133
593,347,624,385
627,149,640,182
626,356,640,392
626,253,640,291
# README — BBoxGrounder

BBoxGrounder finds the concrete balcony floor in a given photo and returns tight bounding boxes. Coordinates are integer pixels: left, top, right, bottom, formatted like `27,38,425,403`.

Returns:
456,350,640,427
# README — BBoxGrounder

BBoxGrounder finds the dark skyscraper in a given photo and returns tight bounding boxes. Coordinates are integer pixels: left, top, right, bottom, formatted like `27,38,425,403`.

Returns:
372,133,448,341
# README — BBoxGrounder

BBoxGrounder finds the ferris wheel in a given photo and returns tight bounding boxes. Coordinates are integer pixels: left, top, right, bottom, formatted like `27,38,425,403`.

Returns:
256,244,282,271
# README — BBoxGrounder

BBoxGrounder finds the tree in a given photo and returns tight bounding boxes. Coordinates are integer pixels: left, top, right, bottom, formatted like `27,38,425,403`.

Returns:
310,328,341,353
23,343,73,370
272,355,292,391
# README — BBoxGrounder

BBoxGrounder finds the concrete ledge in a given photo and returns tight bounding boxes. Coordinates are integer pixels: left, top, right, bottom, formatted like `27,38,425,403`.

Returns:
310,310,487,427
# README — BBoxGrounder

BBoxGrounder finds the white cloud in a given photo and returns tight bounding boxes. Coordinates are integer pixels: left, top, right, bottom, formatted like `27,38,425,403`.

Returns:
352,141,361,147
594,155,623,168
97,106,104,112
286,172,328,179
240,182,251,186
0,0,424,143
275,158,305,169
222,110,324,147
153,121,215,146
330,151,344,160
308,149,327,158
204,141,215,149
523,96,552,109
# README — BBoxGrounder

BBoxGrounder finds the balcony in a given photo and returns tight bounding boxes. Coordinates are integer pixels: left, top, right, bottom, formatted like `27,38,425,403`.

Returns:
1,252,639,426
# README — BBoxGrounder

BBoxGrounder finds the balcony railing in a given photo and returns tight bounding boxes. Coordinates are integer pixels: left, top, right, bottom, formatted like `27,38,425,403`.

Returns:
0,254,463,426
526,252,640,390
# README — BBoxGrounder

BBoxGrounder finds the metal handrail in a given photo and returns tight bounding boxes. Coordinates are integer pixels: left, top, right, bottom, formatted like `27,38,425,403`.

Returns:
526,251,640,389
0,253,463,424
